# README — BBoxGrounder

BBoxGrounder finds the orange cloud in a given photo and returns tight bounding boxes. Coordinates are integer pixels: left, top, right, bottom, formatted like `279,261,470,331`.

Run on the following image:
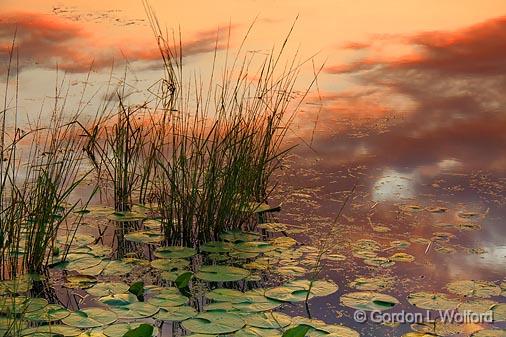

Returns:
304,15,506,172
0,12,233,74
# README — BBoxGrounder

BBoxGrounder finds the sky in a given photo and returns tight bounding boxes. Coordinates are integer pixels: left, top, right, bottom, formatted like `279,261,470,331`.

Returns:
1,0,506,174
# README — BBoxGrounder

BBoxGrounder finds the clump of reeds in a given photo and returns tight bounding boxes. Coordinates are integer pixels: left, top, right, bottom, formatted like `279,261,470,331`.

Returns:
142,7,312,246
1,42,92,278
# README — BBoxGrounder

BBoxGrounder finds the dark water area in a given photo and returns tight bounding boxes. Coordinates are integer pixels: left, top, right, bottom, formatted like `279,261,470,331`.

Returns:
270,113,506,336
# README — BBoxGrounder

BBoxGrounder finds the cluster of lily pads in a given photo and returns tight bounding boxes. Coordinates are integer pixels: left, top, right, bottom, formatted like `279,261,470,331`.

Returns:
0,216,363,337
339,275,506,337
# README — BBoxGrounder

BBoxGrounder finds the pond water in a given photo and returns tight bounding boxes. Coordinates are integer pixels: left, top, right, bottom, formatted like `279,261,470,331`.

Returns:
270,113,506,336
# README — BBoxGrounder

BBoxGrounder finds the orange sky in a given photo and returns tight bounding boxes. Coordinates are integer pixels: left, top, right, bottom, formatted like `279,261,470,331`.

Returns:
1,1,506,173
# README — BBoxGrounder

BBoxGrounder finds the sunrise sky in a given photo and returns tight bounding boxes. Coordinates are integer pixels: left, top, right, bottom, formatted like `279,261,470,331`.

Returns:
1,0,506,173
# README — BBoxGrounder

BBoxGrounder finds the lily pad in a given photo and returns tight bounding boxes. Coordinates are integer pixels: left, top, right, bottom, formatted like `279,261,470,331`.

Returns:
150,258,190,271
147,289,188,307
447,280,501,298
407,292,460,310
154,246,196,259
109,302,159,319
124,231,163,244
245,312,292,329
24,304,70,322
102,322,158,337
181,312,245,334
20,325,82,336
62,308,117,328
154,306,197,321
86,282,129,297
196,265,250,282
340,292,399,311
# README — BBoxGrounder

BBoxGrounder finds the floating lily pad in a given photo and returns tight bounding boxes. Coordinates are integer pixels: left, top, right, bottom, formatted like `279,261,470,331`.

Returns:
99,293,138,307
389,252,415,262
196,265,250,282
459,299,497,314
150,258,190,271
207,288,244,302
20,324,82,336
102,322,158,337
0,297,48,314
349,276,396,291
107,211,145,222
87,282,130,297
245,312,292,329
101,261,133,276
181,312,245,334
234,326,282,337
220,230,260,243
471,329,506,337
340,292,399,311
147,289,188,307
235,241,276,253
62,308,117,328
201,241,232,253
154,246,196,259
411,320,464,336
363,257,395,268
407,292,460,310
65,256,103,272
24,304,70,322
155,306,197,321
64,275,97,289
124,230,163,244
109,302,159,319
447,280,501,298
492,303,506,321
265,280,338,303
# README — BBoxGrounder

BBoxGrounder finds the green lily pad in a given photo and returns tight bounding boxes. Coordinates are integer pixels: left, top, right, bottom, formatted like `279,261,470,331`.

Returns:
245,312,292,329
102,322,158,337
196,265,250,282
201,241,232,253
62,308,117,328
124,230,163,244
107,211,145,222
150,258,190,271
389,252,415,262
64,275,97,289
154,246,196,259
340,292,399,311
220,230,261,243
363,257,395,268
447,280,501,298
492,303,506,321
459,299,497,314
181,312,245,334
24,304,70,322
147,289,188,307
235,326,282,337
20,325,82,336
154,306,197,321
471,329,506,337
109,302,159,319
207,288,244,302
407,292,460,310
101,261,133,276
0,297,48,314
234,241,275,253
349,276,396,291
99,293,138,307
87,282,130,297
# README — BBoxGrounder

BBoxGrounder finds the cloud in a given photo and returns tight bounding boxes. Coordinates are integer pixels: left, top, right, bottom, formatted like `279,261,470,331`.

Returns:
0,12,232,75
309,16,506,173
